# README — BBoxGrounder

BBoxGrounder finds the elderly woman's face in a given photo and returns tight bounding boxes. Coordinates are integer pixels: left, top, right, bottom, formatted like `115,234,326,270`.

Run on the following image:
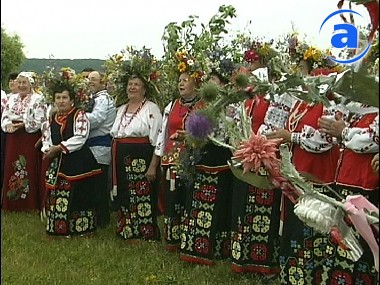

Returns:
16,76,32,95
178,73,196,99
127,77,145,101
55,90,74,113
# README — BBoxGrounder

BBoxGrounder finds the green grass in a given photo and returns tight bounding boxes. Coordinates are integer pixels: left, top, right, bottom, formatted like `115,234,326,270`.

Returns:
1,212,280,285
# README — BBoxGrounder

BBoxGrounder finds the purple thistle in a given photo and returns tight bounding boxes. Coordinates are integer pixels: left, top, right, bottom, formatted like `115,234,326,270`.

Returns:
186,112,214,140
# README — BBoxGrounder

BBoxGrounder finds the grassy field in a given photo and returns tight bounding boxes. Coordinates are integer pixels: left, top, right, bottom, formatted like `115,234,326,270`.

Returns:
1,212,280,285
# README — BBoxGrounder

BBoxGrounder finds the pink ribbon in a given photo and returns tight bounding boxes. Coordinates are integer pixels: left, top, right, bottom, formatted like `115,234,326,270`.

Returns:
344,195,379,272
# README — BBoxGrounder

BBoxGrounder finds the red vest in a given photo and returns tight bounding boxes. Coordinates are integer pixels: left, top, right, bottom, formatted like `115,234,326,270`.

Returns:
287,102,340,183
161,99,205,166
245,96,270,134
336,113,379,190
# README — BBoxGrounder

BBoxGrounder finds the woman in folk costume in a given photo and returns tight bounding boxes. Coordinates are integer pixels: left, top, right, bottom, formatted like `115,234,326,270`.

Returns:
229,40,290,277
41,71,102,237
266,39,347,284
177,59,236,265
108,48,163,241
155,50,206,251
318,103,378,283
1,72,47,212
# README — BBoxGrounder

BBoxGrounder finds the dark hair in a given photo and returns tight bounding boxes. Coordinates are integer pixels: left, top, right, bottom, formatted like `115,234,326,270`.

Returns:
81,67,95,73
210,69,229,85
50,80,76,101
8,72,19,81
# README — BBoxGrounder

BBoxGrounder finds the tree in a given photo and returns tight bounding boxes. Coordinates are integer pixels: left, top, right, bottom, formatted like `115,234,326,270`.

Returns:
1,27,25,90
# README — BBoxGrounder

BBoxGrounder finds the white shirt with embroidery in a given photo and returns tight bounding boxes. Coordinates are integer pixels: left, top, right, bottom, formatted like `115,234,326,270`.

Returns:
290,103,348,153
1,90,7,114
258,93,299,135
111,100,162,147
41,110,90,154
86,89,117,165
1,92,46,133
342,112,379,153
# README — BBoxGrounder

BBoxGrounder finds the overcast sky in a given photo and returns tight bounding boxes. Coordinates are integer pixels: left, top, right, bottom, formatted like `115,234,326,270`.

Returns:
1,0,370,59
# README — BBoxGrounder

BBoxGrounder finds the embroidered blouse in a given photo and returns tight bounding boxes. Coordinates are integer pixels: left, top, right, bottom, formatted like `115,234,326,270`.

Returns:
41,109,90,154
110,100,162,147
1,93,46,133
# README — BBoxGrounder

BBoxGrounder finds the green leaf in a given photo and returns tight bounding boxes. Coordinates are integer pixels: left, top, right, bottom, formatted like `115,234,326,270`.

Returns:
333,67,379,107
19,155,27,167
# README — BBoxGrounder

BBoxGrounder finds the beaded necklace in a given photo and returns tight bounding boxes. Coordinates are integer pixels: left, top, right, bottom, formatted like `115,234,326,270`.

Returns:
117,99,147,133
287,101,314,132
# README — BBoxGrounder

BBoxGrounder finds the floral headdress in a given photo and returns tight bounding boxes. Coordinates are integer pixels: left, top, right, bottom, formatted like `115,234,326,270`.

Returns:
243,39,278,66
175,50,208,84
42,67,90,108
160,5,237,100
287,34,342,72
104,46,161,107
206,46,236,84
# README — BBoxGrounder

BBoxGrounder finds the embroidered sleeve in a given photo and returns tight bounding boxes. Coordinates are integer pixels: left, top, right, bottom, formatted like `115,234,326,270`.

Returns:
154,101,172,157
41,117,52,153
148,103,163,147
24,95,47,133
342,114,379,153
297,105,342,153
1,96,12,131
1,91,7,114
60,110,90,154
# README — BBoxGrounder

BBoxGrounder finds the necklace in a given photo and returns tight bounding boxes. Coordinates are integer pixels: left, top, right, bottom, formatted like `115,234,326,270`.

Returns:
117,99,147,133
180,95,198,105
287,101,314,132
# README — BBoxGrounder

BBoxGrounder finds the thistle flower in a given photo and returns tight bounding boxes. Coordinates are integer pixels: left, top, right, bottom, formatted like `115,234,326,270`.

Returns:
200,82,219,102
185,111,214,140
234,73,250,88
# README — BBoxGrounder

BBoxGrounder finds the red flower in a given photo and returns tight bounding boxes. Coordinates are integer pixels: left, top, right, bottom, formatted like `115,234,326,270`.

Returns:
149,71,160,81
244,49,260,63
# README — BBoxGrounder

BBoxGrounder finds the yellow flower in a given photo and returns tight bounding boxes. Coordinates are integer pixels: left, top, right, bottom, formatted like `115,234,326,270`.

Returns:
260,44,270,57
178,62,187,73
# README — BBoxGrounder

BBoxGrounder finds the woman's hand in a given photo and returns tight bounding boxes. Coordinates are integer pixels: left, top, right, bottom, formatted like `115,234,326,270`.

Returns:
266,128,292,143
5,122,25,133
371,153,379,174
169,130,187,141
318,117,345,138
5,123,15,133
43,145,61,160
145,165,157,182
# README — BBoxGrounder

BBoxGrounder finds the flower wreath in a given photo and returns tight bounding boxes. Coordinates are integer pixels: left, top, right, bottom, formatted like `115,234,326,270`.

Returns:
207,46,236,84
104,46,161,108
175,49,208,84
287,34,342,72
42,67,90,108
243,39,278,65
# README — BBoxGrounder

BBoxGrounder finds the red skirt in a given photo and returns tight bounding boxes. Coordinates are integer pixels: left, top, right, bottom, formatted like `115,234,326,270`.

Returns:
2,129,42,212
